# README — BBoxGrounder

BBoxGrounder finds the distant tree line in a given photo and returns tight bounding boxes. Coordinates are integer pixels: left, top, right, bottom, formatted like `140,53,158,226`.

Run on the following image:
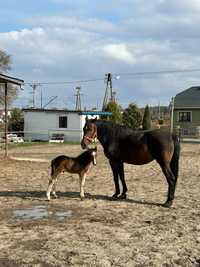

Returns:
102,101,152,130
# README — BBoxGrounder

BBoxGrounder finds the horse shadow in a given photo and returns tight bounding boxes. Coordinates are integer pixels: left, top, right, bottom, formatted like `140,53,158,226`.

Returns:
0,190,162,207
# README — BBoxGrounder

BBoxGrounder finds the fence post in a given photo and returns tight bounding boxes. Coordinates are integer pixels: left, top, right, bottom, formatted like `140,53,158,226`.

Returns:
4,82,8,158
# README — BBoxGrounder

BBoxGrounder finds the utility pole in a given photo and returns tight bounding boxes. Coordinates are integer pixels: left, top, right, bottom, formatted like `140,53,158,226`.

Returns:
158,101,161,119
102,73,114,110
40,88,43,109
170,97,174,133
75,86,82,111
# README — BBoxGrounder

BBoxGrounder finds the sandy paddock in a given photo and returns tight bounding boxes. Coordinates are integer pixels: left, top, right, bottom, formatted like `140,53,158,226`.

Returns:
0,142,200,267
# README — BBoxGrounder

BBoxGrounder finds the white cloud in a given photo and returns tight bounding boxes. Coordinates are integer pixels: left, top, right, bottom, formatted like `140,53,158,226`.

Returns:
102,43,136,64
1,1,200,108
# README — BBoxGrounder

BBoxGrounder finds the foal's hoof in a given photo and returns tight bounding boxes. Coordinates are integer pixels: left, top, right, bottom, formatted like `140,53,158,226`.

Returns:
118,193,127,200
162,200,173,208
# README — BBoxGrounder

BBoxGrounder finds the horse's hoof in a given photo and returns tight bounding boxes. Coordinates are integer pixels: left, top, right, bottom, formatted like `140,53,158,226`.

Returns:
111,194,119,200
162,200,173,208
80,197,84,201
118,193,127,200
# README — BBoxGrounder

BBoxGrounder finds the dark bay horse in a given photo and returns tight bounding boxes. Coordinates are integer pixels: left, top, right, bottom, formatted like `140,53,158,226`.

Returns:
47,148,97,201
81,118,180,207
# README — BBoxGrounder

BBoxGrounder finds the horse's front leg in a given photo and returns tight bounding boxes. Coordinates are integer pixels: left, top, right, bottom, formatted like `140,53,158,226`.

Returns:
79,173,86,200
118,162,128,199
109,160,120,199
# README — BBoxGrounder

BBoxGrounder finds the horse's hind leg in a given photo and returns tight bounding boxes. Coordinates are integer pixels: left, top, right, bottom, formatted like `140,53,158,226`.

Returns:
159,162,176,208
118,162,128,199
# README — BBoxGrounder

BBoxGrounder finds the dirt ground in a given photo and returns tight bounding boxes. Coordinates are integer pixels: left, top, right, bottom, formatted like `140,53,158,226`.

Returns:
0,142,200,267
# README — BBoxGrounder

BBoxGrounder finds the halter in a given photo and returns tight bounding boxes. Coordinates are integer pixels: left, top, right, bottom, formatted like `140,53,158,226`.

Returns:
83,127,97,144
83,135,96,143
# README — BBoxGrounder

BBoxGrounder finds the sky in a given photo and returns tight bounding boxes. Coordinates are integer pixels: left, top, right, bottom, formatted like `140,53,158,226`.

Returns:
1,0,200,109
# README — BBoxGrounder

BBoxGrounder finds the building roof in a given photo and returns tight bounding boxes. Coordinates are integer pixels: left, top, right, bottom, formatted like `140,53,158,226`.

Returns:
81,111,112,116
0,73,24,86
174,86,200,109
22,108,112,115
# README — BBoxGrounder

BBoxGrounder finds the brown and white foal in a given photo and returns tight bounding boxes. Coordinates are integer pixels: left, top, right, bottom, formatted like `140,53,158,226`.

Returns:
47,148,97,201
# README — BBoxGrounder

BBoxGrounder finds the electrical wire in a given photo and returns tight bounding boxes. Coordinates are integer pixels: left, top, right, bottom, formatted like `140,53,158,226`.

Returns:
23,68,200,86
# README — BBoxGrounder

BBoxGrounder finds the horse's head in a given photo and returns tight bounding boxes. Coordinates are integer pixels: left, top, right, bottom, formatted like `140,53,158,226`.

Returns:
81,117,97,149
88,147,97,165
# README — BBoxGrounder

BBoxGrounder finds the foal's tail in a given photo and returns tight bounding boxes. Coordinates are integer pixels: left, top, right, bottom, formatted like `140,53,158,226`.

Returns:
51,159,56,178
170,134,180,180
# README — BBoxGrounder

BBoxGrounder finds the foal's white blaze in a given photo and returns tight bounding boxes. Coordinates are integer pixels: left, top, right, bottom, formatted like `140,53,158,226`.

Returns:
92,151,97,165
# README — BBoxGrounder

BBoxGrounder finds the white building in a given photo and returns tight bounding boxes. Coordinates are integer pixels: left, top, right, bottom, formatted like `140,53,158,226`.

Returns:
23,108,111,142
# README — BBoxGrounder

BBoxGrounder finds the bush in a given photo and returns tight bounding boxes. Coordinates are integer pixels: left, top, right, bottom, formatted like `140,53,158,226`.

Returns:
101,101,123,124
142,105,151,130
123,103,142,129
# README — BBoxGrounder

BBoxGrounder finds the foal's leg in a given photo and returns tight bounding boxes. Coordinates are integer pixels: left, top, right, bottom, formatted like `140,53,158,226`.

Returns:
52,181,58,198
79,173,86,200
109,160,120,199
47,178,56,201
46,170,59,201
159,162,176,208
118,162,128,199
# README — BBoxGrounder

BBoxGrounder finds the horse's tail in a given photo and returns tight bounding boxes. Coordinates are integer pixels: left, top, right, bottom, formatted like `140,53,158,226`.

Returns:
170,134,180,181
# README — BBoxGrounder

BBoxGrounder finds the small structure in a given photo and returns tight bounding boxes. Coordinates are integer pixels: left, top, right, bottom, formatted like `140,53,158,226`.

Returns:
23,108,112,142
0,73,24,157
173,86,200,137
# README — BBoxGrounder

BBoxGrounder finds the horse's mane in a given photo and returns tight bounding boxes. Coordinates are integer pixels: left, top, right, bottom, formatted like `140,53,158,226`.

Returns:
96,120,136,137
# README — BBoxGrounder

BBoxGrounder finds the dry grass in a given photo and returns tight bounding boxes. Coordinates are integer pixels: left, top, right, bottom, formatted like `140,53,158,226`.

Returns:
0,143,199,266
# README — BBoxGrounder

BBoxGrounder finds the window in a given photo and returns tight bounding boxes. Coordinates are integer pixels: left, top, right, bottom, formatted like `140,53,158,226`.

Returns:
59,116,67,128
178,112,191,122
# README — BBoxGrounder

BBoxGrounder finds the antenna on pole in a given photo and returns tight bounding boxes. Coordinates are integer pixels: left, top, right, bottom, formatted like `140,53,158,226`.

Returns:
102,73,114,110
43,96,58,109
75,86,82,111
28,83,41,108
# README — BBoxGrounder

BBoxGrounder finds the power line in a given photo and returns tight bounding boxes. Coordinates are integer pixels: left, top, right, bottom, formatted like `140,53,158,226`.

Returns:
113,68,200,77
23,68,200,86
24,78,104,86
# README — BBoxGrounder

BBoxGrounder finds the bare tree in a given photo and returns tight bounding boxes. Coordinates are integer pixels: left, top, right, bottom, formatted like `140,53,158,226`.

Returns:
0,49,18,105
0,50,11,72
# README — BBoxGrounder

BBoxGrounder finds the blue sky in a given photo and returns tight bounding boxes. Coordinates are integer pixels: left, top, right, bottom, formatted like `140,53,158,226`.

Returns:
1,0,200,109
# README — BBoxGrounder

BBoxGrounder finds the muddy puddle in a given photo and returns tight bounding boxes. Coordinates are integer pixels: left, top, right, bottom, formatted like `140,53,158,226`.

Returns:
13,205,72,221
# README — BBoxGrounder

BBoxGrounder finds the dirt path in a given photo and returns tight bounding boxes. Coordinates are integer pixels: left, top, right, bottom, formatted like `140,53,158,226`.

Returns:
0,143,199,266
